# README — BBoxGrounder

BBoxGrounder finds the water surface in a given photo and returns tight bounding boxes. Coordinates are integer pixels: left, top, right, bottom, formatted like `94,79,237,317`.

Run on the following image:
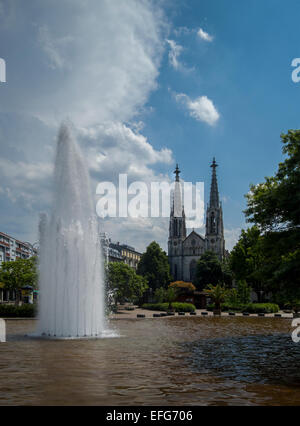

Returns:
0,317,299,405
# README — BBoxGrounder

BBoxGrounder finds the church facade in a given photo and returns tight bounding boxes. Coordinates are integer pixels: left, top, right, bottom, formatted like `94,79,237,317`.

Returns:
168,159,225,282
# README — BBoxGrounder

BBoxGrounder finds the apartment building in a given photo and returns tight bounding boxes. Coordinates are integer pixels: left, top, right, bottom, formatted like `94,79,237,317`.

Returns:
0,232,37,266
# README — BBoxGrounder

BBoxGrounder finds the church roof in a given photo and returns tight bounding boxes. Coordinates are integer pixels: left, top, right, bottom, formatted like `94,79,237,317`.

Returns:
183,230,205,243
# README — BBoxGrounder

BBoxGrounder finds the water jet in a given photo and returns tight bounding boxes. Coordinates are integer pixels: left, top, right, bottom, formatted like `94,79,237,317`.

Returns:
37,122,110,339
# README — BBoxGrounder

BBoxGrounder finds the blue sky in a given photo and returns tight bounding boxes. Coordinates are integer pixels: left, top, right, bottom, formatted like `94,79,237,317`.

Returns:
0,0,299,251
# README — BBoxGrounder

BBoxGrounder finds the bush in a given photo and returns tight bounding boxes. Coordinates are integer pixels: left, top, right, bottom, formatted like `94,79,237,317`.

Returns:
221,303,247,312
142,302,196,313
245,303,279,314
0,304,37,318
207,302,279,314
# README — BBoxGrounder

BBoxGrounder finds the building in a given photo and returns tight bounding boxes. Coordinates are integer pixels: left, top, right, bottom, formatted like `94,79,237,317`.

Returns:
0,232,38,303
168,159,226,282
100,233,124,264
0,232,37,267
100,233,142,270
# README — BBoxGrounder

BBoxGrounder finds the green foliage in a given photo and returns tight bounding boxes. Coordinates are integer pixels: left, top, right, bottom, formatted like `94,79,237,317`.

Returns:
243,130,300,301
0,257,38,290
207,302,279,314
229,227,264,297
245,303,279,314
0,304,36,318
0,257,38,305
245,130,300,231
165,287,178,304
225,288,239,305
142,302,196,313
137,241,171,291
194,252,224,290
204,283,228,312
154,286,179,310
282,300,300,313
154,287,166,303
107,262,148,307
236,280,252,304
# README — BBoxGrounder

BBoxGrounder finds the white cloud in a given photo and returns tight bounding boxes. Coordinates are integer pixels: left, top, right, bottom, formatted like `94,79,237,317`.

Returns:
175,93,220,126
166,39,183,70
0,0,174,251
224,227,242,252
197,28,213,42
78,122,172,177
38,25,74,70
0,0,166,128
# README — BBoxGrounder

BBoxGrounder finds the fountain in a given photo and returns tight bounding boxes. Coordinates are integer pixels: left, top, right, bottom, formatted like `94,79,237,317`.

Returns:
37,122,107,338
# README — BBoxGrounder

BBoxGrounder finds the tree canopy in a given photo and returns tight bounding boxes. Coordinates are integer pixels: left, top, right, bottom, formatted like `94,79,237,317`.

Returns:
193,251,225,291
107,262,148,306
245,130,300,232
0,257,38,304
240,130,300,302
137,241,171,291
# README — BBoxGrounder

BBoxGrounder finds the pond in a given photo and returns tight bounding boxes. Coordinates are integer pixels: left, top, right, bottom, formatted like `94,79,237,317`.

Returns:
0,317,299,405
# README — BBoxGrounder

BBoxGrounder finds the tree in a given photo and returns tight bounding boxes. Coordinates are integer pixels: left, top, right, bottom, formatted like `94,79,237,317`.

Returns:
107,262,148,309
154,287,166,303
153,286,180,311
165,287,179,311
244,130,300,302
204,284,227,315
137,241,171,292
0,257,38,305
229,227,265,300
194,251,224,291
236,280,252,305
245,130,300,232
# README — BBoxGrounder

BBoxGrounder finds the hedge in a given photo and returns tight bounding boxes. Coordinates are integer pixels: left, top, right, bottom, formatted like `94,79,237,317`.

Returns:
0,304,37,318
245,303,279,314
142,302,196,313
208,302,279,314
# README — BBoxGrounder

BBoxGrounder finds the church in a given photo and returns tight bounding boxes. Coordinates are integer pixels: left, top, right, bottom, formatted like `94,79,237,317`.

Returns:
168,159,226,282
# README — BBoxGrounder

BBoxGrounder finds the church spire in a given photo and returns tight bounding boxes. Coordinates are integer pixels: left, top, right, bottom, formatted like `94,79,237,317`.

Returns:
209,157,220,208
173,164,183,218
174,164,180,182
169,163,186,239
206,158,225,260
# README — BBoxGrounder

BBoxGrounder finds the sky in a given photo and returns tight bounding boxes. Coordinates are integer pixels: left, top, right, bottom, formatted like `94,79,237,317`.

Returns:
0,0,299,253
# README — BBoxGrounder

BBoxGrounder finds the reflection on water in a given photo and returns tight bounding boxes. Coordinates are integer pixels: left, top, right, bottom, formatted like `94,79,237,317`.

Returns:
185,334,300,387
0,317,299,405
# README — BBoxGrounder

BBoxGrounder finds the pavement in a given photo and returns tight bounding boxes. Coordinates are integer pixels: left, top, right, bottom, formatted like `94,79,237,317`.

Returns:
109,306,295,320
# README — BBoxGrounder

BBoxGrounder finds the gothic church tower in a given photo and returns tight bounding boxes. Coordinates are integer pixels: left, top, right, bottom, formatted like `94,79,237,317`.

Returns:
168,164,186,280
205,158,225,259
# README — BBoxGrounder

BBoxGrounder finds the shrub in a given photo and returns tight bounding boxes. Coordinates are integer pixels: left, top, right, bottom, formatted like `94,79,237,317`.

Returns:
207,302,279,314
244,303,279,314
225,288,239,305
221,303,247,312
0,303,37,318
142,302,196,313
